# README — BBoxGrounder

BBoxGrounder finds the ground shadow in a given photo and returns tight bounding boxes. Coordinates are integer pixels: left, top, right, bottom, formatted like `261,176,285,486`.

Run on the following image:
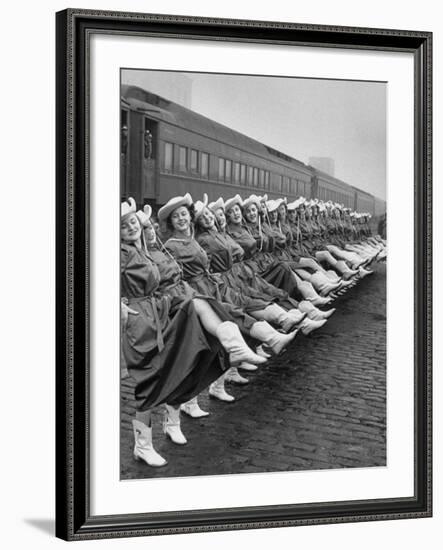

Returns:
24,518,55,536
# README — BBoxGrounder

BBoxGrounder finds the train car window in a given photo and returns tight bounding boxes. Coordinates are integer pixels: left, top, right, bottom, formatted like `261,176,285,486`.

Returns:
240,164,246,184
178,146,188,172
218,158,225,180
247,166,253,187
259,169,264,188
190,149,199,173
144,119,155,159
253,168,259,187
270,174,281,193
201,153,209,178
284,176,290,194
121,110,129,154
225,160,232,182
233,162,240,184
164,142,174,172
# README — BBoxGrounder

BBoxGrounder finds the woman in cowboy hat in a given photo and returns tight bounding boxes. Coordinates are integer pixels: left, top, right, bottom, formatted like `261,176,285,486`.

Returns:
195,195,303,330
281,199,359,297
222,194,332,322
137,203,264,407
319,208,379,274
295,201,362,280
286,199,342,281
194,196,305,340
225,195,300,298
270,198,345,297
226,194,332,308
120,198,266,467
159,194,300,361
210,196,332,328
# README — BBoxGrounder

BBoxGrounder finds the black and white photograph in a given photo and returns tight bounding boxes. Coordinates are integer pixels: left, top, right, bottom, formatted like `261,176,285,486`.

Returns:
119,68,388,480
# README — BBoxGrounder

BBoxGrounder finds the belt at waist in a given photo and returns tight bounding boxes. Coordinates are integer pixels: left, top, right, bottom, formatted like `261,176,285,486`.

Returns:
188,272,222,301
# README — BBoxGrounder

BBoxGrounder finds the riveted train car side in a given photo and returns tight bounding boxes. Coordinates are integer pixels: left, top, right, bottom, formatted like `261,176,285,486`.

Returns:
121,85,386,224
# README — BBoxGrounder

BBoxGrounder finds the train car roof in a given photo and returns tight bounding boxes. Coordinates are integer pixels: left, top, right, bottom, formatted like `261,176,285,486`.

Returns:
310,166,354,191
313,167,385,202
122,85,312,174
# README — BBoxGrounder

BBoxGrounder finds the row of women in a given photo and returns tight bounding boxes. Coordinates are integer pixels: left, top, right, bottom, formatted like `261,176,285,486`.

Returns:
121,192,387,467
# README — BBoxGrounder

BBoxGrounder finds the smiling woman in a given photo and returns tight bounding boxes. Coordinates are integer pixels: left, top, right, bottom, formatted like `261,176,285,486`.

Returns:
120,197,271,466
56,7,431,540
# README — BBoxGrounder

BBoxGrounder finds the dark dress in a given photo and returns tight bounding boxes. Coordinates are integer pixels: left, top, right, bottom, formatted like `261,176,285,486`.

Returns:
121,242,224,411
266,221,305,266
287,221,315,258
147,240,235,324
164,236,257,333
210,228,300,311
196,229,273,313
227,221,303,302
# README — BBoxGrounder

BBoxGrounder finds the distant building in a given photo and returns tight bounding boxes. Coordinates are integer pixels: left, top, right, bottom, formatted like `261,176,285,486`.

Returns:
121,70,193,108
309,157,335,177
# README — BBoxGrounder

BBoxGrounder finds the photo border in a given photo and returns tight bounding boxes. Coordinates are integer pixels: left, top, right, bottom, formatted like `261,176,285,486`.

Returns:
55,8,432,540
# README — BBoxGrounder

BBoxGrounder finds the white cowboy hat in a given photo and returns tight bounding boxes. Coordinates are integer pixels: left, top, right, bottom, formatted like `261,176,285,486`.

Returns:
135,204,153,227
193,193,209,220
208,197,225,213
294,197,307,209
158,193,193,224
242,194,261,210
265,199,280,213
121,197,136,218
224,194,243,213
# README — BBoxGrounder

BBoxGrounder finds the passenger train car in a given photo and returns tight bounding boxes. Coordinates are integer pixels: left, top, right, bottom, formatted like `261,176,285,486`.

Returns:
121,85,386,224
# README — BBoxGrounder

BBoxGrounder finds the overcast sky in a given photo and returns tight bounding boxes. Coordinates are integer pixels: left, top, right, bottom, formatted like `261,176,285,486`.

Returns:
122,69,386,200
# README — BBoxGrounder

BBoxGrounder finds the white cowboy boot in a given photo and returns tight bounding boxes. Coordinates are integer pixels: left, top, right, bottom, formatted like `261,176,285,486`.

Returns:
338,278,354,289
325,269,341,282
318,280,342,297
255,344,272,359
132,419,167,467
335,260,359,279
310,272,341,296
209,373,235,402
215,321,267,366
358,265,374,278
250,321,298,355
297,280,321,300
296,281,333,305
317,307,336,319
163,405,187,445
308,294,333,307
306,307,336,320
225,367,249,385
238,361,258,371
300,318,326,335
287,309,308,324
297,300,316,313
263,304,299,333
180,396,209,418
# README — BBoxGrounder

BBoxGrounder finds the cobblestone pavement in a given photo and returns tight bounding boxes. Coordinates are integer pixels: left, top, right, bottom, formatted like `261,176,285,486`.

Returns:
121,262,386,480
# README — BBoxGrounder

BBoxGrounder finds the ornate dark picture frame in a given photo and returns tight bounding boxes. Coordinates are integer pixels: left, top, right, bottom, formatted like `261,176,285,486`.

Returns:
55,8,432,541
